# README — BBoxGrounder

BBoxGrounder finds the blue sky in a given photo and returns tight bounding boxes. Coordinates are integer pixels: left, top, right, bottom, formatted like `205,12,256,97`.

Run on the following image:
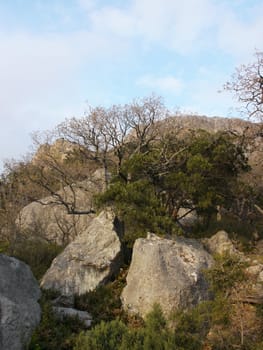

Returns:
0,0,262,171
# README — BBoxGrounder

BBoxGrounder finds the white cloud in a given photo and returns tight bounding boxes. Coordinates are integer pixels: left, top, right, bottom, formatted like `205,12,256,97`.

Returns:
1,0,262,170
132,0,216,52
83,0,216,53
217,4,263,60
82,0,263,58
89,6,136,38
137,75,183,94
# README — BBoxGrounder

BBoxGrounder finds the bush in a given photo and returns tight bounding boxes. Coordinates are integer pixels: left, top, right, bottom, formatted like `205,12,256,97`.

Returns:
9,239,63,280
74,320,128,350
75,267,128,325
73,304,202,350
29,291,84,350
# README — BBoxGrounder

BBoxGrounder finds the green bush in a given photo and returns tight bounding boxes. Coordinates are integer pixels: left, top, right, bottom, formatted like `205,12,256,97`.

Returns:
74,319,128,350
75,267,128,325
9,239,63,280
73,304,203,350
29,291,84,350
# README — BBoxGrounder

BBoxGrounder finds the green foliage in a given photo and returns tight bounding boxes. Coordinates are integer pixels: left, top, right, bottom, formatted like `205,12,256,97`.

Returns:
97,131,249,245
0,240,9,253
205,253,246,294
74,267,127,325
7,240,63,280
190,212,261,243
74,304,180,350
73,304,204,350
96,178,177,246
74,319,128,350
29,291,84,350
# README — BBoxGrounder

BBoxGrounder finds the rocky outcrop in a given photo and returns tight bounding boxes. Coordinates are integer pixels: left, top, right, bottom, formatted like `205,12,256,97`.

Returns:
203,230,239,256
32,138,79,165
41,210,123,296
121,233,213,318
244,262,263,304
167,114,260,135
52,307,92,328
50,294,92,328
0,254,41,350
17,169,105,245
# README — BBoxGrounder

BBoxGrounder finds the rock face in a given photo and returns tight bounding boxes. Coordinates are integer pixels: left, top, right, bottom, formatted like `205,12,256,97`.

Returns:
17,169,105,245
0,254,41,350
121,233,213,318
245,262,263,304
41,210,123,296
52,307,92,328
203,230,238,256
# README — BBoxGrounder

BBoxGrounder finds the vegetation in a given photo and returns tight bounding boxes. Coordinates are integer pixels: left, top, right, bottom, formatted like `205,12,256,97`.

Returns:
29,290,85,350
71,254,263,350
73,304,203,350
1,52,263,349
96,130,250,245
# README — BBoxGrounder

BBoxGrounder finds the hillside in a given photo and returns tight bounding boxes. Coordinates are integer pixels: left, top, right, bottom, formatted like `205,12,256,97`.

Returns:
0,105,263,349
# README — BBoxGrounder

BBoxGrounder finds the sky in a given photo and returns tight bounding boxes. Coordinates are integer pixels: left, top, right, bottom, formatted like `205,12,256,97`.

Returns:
0,0,262,172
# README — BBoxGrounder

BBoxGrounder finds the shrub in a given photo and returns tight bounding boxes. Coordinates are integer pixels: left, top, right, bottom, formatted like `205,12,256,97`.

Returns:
29,291,84,350
9,239,63,280
74,319,128,350
73,304,202,350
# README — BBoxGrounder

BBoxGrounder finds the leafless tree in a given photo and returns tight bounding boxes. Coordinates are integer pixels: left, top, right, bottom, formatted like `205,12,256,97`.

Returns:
56,95,167,183
224,51,263,123
124,95,167,152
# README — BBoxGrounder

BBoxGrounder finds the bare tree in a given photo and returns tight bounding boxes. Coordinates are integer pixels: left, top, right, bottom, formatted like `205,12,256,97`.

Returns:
56,95,167,183
224,51,263,123
7,95,166,220
124,95,167,153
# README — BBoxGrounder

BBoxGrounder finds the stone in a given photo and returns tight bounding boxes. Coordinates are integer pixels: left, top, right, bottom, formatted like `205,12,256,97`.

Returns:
41,210,123,296
51,294,75,308
52,307,92,328
177,208,198,227
203,230,238,256
255,240,263,255
17,169,105,245
121,233,213,318
0,254,41,350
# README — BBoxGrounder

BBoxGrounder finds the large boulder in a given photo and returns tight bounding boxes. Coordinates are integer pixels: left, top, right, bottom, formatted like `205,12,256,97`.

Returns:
0,254,41,350
17,169,105,245
203,230,239,256
41,210,123,296
121,233,213,318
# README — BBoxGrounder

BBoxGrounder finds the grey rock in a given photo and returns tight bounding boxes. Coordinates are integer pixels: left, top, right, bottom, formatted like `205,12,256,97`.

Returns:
121,233,213,318
17,169,105,245
177,208,198,227
0,254,41,350
203,230,238,256
51,294,75,308
52,307,92,328
41,210,123,296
